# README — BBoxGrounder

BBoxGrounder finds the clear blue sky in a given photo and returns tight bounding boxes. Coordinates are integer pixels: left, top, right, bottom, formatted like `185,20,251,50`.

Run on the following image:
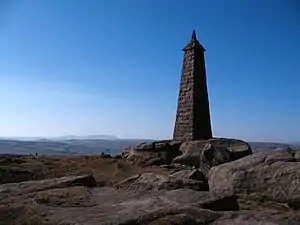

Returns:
0,0,299,142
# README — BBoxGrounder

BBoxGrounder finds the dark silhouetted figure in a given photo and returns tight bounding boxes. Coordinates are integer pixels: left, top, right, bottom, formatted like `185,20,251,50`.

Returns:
173,30,212,142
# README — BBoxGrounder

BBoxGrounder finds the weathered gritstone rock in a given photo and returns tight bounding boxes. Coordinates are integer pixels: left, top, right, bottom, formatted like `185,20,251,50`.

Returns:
172,138,252,176
122,138,251,171
127,209,300,225
159,163,194,171
169,169,209,191
2,201,299,225
211,210,300,225
0,174,97,196
42,187,238,225
162,189,239,211
114,172,207,191
147,213,199,225
122,140,182,166
294,149,300,162
170,169,205,181
208,148,300,208
2,173,300,225
126,207,223,225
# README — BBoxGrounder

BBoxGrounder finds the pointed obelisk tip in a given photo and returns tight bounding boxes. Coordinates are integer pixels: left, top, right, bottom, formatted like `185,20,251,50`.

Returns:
191,30,197,41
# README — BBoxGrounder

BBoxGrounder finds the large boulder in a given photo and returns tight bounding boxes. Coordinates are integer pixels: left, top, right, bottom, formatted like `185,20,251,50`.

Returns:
172,138,252,176
114,172,208,191
208,148,300,208
122,140,182,166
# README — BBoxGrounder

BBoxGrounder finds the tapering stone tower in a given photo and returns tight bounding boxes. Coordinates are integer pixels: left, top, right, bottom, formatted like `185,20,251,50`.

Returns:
173,30,212,142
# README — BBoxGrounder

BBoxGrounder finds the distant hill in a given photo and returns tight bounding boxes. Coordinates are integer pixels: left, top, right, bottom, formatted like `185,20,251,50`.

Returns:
46,134,119,141
0,138,297,156
249,142,293,151
0,135,119,141
0,138,153,155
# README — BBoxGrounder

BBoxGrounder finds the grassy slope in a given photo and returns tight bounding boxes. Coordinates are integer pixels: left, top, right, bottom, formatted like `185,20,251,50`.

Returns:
0,155,167,185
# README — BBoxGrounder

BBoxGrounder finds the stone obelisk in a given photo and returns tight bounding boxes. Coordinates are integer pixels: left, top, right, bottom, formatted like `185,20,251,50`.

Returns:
173,30,212,142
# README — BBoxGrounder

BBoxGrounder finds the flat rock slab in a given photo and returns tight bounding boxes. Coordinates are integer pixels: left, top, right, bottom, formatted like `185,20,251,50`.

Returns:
0,174,96,196
114,172,208,191
1,174,300,225
40,187,238,225
211,210,300,225
0,174,238,224
147,210,300,225
2,202,299,225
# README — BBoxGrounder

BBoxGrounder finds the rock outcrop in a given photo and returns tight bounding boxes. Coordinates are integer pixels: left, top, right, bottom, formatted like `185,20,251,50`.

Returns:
208,148,300,208
114,172,208,191
2,149,300,224
173,138,252,175
122,140,182,166
122,138,252,175
0,174,239,225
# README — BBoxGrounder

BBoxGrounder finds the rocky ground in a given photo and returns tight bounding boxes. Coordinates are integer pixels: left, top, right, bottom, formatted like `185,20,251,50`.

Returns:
1,138,300,224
